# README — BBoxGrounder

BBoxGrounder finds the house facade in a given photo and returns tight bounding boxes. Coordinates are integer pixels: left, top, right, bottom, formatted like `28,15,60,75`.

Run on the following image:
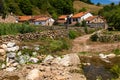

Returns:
17,16,54,26
57,15,68,24
72,12,93,23
85,16,106,28
33,17,54,26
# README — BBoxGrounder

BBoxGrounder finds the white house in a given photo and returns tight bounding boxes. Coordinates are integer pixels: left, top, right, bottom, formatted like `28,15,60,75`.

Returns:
33,17,54,26
72,12,93,23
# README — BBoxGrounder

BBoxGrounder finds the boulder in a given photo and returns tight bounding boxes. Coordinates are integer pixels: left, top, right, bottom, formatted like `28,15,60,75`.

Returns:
0,44,7,50
0,49,6,56
26,69,40,80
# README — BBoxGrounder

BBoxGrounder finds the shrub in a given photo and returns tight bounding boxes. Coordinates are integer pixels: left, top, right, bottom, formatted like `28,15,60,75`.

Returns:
69,30,78,39
74,22,81,27
0,23,35,35
110,65,120,78
90,33,98,41
112,49,120,55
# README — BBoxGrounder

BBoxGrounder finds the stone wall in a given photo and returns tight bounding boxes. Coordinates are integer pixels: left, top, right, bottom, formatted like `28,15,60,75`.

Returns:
0,30,69,43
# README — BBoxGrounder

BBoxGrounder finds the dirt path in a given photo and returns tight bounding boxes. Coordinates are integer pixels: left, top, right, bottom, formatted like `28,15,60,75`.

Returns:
71,34,91,53
71,32,120,53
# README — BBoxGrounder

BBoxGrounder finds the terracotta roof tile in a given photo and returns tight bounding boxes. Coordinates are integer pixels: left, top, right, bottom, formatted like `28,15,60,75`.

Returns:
58,15,68,19
18,16,32,22
72,12,88,18
86,16,97,21
34,17,49,21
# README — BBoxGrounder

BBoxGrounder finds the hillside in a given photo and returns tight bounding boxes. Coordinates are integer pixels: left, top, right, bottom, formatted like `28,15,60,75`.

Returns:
73,1,103,14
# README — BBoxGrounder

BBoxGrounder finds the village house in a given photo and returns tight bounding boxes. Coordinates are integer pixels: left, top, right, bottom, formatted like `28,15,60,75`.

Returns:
57,14,73,25
0,15,17,23
33,17,54,26
17,16,54,26
57,15,68,24
85,16,106,28
72,12,93,23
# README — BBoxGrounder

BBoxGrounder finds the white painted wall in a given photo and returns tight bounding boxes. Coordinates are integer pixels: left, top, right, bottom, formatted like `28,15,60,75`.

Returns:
81,13,93,21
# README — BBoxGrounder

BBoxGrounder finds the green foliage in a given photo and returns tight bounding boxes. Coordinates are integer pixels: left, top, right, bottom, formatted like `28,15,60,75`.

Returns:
75,22,81,27
99,4,120,31
90,33,98,41
69,30,78,39
79,7,87,12
39,38,71,54
110,65,120,78
112,49,120,55
3,0,74,17
0,23,35,35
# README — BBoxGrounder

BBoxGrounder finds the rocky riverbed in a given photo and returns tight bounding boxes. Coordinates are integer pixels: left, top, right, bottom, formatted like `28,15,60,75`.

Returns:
0,41,120,80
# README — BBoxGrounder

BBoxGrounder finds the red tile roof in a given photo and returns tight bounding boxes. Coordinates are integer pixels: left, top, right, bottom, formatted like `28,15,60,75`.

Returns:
86,16,97,21
18,16,32,22
34,17,49,21
58,15,68,19
72,12,88,18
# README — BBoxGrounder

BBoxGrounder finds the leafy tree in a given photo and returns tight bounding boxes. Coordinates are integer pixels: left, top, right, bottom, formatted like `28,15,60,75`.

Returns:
18,0,32,15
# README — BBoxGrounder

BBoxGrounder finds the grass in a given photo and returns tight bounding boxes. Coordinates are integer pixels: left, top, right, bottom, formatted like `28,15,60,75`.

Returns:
73,1,103,14
0,23,36,35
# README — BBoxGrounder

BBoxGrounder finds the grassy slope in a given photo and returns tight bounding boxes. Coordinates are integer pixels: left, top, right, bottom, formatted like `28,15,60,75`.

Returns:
73,1,103,14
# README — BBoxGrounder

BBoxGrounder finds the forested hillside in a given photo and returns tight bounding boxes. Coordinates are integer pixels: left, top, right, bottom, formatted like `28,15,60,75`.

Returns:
0,0,74,19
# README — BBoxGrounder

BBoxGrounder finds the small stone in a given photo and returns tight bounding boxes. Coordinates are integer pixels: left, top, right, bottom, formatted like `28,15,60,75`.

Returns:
106,53,116,58
26,69,40,80
43,55,54,63
12,62,19,67
6,67,16,72
7,52,16,59
1,64,6,69
0,49,6,56
29,57,39,63
17,51,22,56
0,44,7,50
32,52,37,56
7,42,15,48
34,47,40,51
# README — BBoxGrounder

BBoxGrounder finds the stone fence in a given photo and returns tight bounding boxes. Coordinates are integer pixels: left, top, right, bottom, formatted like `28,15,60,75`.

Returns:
0,30,69,43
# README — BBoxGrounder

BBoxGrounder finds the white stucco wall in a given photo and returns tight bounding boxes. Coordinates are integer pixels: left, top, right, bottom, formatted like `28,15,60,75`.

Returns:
81,13,93,21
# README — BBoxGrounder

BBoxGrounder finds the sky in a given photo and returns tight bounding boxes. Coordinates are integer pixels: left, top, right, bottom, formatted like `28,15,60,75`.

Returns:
91,0,120,4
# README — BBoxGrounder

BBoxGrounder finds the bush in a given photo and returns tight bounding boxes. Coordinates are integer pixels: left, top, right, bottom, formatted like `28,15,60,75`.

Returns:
0,23,35,35
90,33,98,41
110,65,120,78
112,49,120,55
74,22,81,27
69,30,78,39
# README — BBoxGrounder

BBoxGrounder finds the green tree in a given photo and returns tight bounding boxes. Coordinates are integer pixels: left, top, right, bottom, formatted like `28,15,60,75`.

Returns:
18,0,32,15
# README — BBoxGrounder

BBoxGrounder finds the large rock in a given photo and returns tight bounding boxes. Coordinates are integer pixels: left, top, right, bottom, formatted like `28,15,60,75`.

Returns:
0,44,7,50
7,52,16,59
26,69,41,80
7,42,15,48
6,46,19,52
